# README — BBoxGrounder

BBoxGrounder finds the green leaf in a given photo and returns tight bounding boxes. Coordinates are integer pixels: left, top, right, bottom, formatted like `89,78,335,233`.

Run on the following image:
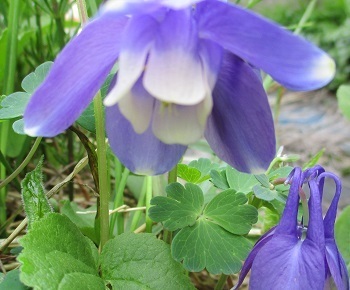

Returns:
268,166,293,180
302,149,326,170
18,213,102,290
12,119,25,135
188,158,220,183
61,201,98,244
100,233,194,289
335,205,350,269
21,157,53,229
226,166,259,194
254,174,271,188
204,190,258,235
337,84,350,120
210,169,229,190
0,92,30,119
57,273,105,290
150,184,256,274
177,164,202,183
253,185,280,202
21,62,53,94
172,220,252,275
0,269,29,290
149,183,204,231
0,62,53,135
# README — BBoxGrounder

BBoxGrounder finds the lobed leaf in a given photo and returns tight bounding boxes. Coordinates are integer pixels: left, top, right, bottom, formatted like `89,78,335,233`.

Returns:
172,220,252,275
226,166,259,194
204,190,258,235
149,183,204,231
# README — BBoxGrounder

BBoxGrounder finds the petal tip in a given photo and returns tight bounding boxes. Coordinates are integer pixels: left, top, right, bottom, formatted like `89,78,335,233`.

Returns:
311,54,336,87
24,124,41,137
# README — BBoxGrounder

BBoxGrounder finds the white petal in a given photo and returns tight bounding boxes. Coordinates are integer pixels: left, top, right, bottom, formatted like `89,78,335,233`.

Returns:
152,93,213,145
143,9,207,105
118,77,155,133
104,15,157,106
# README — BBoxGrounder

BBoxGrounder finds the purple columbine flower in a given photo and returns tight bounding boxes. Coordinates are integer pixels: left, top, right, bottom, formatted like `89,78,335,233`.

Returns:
233,166,349,290
23,0,335,175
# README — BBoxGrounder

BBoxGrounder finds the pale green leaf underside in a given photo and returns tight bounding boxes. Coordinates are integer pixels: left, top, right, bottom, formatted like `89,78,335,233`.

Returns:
337,85,350,120
172,220,252,275
21,62,53,94
0,92,30,119
226,167,259,194
101,233,194,290
335,205,350,266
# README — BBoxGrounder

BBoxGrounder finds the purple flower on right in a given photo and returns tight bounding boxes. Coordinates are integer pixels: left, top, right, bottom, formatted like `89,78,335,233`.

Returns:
233,166,349,290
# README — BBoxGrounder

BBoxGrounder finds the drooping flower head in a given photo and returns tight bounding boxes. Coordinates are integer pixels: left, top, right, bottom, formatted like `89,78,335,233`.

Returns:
24,0,335,175
233,166,349,290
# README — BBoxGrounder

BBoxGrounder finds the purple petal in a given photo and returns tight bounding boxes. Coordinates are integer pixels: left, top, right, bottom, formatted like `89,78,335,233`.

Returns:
204,53,275,173
143,9,207,105
196,1,335,91
306,179,324,248
198,39,223,89
106,104,187,175
104,15,158,106
318,172,342,238
24,15,128,137
249,236,325,290
233,227,276,289
276,168,301,235
325,240,350,290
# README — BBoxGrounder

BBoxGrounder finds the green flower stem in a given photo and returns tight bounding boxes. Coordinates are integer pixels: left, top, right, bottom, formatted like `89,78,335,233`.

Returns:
130,178,147,232
163,165,178,243
76,0,109,249
1,0,20,230
86,0,98,15
145,176,153,233
110,167,130,237
4,0,20,94
0,137,42,190
93,92,110,249
214,274,228,290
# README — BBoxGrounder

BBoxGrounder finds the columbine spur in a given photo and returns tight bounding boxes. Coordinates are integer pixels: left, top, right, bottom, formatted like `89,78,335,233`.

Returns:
233,166,349,290
24,0,335,175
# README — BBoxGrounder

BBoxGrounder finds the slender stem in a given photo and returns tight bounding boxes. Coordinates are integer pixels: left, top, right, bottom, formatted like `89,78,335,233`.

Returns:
86,0,98,14
168,165,178,184
1,0,20,231
214,274,228,290
4,0,20,94
130,178,147,232
76,0,109,249
145,176,153,233
109,167,130,237
163,165,178,243
294,0,318,35
93,93,110,249
0,137,42,189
